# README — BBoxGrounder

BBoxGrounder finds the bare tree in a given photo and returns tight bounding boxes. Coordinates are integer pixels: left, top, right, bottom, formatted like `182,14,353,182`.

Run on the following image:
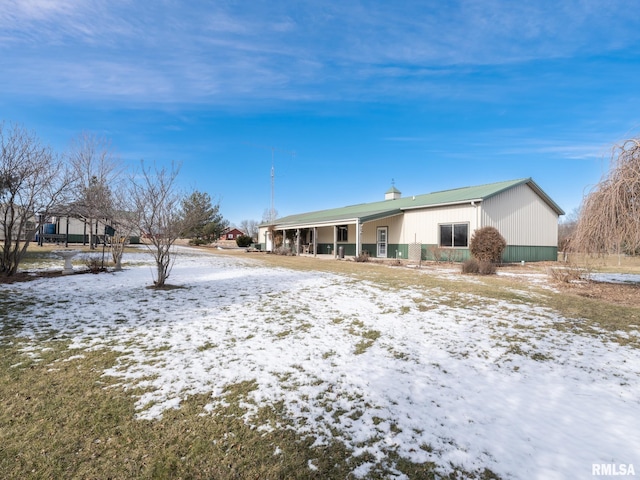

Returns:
107,184,138,271
261,208,278,224
68,132,120,249
558,207,579,261
0,122,74,276
572,138,640,258
130,161,186,287
239,219,259,240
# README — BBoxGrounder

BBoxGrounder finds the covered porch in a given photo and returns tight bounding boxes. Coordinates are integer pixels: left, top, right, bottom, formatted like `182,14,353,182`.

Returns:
266,209,403,259
275,222,360,259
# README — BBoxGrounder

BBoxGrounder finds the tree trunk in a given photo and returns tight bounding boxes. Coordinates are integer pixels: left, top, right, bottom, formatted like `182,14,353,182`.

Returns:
155,262,167,287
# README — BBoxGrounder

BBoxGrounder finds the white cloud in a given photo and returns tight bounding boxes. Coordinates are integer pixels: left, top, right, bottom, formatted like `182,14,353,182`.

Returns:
0,1,638,104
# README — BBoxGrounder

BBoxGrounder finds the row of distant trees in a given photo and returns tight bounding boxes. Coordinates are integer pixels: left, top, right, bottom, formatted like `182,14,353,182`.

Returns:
559,137,640,259
0,122,228,286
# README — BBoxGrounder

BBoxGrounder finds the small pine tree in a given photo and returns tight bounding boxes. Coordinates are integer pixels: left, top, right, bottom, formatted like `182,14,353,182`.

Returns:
469,227,506,264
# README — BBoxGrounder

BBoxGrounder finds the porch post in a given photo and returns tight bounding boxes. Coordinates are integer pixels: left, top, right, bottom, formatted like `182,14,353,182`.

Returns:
313,227,317,258
37,214,43,246
296,228,301,255
355,220,361,256
333,225,338,259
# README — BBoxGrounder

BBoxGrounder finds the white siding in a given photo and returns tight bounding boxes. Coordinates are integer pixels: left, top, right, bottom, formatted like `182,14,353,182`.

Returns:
258,226,269,244
53,217,116,236
481,183,558,246
400,204,479,244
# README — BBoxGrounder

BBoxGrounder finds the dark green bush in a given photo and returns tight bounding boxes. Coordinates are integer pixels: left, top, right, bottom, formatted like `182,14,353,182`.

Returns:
188,238,208,246
469,227,506,263
236,235,253,247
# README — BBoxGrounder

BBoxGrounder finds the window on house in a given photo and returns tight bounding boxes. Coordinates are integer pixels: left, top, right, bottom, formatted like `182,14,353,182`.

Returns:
439,223,469,247
228,233,233,239
337,225,348,242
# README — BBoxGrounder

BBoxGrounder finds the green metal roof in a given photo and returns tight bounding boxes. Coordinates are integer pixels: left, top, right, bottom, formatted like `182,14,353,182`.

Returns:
267,178,564,229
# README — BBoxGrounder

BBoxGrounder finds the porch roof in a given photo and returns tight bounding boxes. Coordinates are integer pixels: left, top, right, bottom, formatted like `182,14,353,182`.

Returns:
266,178,564,230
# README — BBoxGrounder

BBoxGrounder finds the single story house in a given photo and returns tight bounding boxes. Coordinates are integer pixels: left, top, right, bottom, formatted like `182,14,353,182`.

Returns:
36,211,140,245
258,178,564,262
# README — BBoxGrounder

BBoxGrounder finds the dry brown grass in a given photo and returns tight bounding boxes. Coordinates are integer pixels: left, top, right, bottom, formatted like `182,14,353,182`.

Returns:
1,254,473,479
0,341,359,480
3,246,637,479
561,252,640,273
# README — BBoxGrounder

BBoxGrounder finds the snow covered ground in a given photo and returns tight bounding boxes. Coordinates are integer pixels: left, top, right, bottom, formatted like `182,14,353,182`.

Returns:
5,248,640,479
590,272,640,285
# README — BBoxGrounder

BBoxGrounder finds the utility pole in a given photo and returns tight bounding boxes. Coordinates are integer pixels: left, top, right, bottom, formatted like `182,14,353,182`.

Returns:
244,142,296,224
270,147,275,223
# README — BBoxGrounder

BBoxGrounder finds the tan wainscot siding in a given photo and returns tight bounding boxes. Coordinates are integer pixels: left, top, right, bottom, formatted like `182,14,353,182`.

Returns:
316,226,338,243
361,214,404,244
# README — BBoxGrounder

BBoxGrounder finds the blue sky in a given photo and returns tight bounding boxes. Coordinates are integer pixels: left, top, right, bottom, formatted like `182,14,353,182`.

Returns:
1,1,640,226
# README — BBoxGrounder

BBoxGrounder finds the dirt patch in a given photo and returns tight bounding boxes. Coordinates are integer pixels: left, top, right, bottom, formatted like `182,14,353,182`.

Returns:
0,269,94,285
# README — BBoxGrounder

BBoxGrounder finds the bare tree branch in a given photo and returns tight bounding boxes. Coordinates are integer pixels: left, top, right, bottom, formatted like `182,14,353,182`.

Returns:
129,161,185,287
68,132,120,249
572,138,640,257
0,122,74,275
